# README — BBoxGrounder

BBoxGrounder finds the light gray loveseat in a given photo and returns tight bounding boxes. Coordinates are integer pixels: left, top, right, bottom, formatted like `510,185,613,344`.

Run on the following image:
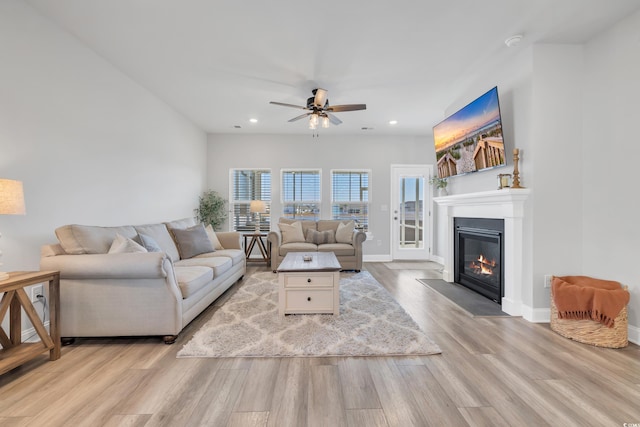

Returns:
267,218,366,272
40,217,245,344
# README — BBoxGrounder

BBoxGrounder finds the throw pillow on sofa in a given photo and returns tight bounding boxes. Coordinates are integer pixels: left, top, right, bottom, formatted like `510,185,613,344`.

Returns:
108,233,148,254
205,224,224,250
137,233,163,252
171,224,215,259
306,229,336,244
279,221,305,244
336,220,355,243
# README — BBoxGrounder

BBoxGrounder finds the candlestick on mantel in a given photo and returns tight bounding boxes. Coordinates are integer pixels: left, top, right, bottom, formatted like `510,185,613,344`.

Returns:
511,148,524,188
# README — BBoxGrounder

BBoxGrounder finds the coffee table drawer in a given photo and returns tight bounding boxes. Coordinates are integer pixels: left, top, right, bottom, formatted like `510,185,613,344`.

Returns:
283,289,334,313
283,273,335,288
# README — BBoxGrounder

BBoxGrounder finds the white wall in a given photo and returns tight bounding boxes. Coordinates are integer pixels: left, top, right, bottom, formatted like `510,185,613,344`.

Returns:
0,0,207,274
206,134,434,258
582,10,640,335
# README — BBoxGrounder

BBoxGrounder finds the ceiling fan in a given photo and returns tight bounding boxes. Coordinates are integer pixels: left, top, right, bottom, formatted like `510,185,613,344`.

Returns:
270,88,366,129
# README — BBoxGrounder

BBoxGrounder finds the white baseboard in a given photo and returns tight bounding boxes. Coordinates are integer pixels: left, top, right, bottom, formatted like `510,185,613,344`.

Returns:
22,321,50,342
628,324,640,345
363,254,393,262
522,306,551,323
430,255,444,265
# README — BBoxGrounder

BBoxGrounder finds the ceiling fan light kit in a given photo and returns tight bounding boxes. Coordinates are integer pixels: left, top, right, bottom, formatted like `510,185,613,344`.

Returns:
271,88,366,131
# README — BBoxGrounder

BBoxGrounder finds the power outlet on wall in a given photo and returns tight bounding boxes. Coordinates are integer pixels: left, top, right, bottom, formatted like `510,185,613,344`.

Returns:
31,284,44,302
544,275,553,288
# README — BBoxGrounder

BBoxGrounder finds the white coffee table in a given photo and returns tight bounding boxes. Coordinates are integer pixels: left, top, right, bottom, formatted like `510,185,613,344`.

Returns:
276,252,341,316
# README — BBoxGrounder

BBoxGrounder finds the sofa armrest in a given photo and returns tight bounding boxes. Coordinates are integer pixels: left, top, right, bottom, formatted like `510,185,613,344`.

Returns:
353,230,367,247
217,231,242,250
40,252,171,280
267,231,281,247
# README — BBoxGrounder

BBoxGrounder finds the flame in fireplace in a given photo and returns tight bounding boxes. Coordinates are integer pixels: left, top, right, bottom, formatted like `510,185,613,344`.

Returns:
469,254,496,275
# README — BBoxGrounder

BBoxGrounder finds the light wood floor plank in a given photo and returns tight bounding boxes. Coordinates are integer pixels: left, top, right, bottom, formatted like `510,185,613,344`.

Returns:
458,407,511,427
337,357,382,410
103,414,152,427
308,364,347,427
233,358,281,412
266,357,309,427
183,368,248,426
226,411,269,427
345,408,389,427
366,357,429,427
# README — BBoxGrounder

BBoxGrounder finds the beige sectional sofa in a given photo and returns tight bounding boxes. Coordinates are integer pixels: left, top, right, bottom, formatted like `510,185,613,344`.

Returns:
267,218,366,272
40,217,245,344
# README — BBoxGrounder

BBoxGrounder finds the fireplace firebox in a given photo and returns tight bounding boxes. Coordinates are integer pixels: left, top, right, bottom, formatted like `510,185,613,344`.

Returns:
454,218,504,303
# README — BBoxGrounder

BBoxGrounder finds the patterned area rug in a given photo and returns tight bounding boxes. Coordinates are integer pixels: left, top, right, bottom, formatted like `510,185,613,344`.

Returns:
177,271,441,358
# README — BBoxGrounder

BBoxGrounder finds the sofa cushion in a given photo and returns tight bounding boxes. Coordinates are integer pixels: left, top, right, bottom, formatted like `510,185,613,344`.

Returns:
279,242,318,256
336,220,355,243
165,217,197,230
174,266,213,299
205,224,223,250
279,221,305,244
171,224,215,259
318,243,356,257
175,256,233,278
134,223,181,262
317,220,342,233
108,234,148,254
305,229,336,244
55,224,138,254
279,218,317,236
195,249,245,266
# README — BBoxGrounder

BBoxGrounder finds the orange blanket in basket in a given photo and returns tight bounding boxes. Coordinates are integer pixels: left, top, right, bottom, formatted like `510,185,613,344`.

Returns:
552,276,630,328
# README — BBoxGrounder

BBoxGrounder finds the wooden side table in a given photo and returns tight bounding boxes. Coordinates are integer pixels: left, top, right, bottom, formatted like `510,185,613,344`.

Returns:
0,271,61,375
244,233,270,263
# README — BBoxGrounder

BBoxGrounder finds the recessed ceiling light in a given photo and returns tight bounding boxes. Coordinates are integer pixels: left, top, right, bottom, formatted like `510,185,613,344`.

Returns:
505,34,523,47
389,120,398,125
249,118,258,123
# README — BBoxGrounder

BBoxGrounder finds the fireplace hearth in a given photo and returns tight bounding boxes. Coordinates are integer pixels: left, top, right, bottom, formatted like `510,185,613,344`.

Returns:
454,217,504,303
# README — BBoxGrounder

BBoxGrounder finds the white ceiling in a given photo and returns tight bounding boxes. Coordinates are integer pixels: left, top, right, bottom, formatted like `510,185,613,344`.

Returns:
27,0,640,136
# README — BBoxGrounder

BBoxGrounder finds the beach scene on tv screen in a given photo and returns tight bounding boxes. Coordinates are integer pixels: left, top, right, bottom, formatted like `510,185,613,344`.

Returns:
433,87,505,178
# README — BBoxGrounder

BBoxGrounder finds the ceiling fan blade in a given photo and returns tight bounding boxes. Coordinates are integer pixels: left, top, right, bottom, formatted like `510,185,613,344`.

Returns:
313,88,328,108
326,104,367,112
288,113,311,122
327,113,342,125
270,101,308,110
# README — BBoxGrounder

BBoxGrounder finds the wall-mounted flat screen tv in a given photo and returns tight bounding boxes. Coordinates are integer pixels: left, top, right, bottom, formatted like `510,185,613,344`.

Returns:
433,86,506,179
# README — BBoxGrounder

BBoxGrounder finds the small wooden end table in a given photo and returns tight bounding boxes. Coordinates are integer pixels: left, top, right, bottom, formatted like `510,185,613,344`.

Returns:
244,233,270,263
0,271,61,375
277,252,341,316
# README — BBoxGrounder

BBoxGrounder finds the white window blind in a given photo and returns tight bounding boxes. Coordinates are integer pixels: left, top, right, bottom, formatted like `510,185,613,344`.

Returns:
230,169,271,232
281,169,321,220
331,170,370,231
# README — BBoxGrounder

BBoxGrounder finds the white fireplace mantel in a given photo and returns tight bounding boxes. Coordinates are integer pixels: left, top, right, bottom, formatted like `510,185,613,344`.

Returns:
434,189,531,316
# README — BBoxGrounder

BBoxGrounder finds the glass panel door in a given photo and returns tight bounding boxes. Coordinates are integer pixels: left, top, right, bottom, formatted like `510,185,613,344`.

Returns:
391,165,432,260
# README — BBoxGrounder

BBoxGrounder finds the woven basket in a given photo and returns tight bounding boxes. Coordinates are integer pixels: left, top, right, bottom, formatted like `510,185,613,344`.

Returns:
550,284,628,348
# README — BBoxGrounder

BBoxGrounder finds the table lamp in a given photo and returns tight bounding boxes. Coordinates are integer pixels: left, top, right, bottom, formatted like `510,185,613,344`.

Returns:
250,200,266,234
0,179,26,281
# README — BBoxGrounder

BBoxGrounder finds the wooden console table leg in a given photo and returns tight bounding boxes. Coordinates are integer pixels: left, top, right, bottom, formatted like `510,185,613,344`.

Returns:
48,275,61,360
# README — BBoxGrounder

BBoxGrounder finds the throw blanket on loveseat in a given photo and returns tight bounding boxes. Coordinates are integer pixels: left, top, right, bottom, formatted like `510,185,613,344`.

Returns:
552,275,630,328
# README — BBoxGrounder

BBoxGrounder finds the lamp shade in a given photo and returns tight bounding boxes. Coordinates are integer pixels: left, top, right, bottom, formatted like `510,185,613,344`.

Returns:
0,179,26,215
250,200,266,213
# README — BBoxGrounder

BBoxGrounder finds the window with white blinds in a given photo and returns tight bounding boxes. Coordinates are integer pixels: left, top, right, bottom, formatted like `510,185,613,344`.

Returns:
281,169,321,221
331,170,370,231
230,169,271,232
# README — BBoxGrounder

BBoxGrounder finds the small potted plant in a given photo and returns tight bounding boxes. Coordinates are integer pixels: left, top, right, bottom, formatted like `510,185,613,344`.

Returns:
196,190,227,230
429,176,448,196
